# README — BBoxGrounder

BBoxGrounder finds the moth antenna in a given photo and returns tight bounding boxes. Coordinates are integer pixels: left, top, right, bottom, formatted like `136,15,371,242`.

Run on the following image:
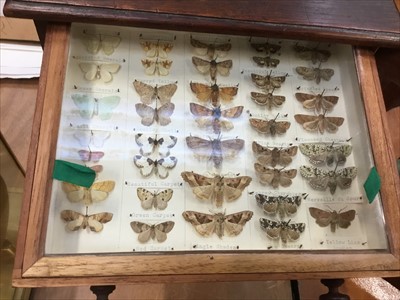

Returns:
268,69,273,77
321,89,325,96
274,113,280,121
69,123,73,127
346,137,353,142
333,161,339,173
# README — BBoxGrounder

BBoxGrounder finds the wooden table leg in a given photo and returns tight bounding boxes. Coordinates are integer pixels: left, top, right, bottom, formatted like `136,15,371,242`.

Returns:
319,279,350,300
90,285,116,300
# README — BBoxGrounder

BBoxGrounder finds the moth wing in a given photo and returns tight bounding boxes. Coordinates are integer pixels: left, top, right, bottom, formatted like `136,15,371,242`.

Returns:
275,121,291,135
100,35,121,55
254,163,275,185
334,145,353,165
190,82,212,102
141,59,156,75
99,64,120,83
294,114,320,132
279,169,297,187
259,218,281,240
223,176,252,201
192,56,211,74
134,155,155,177
71,94,95,119
158,42,173,59
257,195,279,215
141,41,158,57
186,136,213,159
157,134,178,157
286,223,305,241
221,106,243,118
320,69,334,81
190,102,214,117
190,37,209,56
224,211,253,236
90,130,111,148
79,63,98,81
296,66,316,80
134,133,153,156
299,143,327,165
221,138,245,158
61,210,85,231
78,150,104,162
325,117,345,133
249,118,270,134
62,182,85,203
321,95,339,111
90,180,115,203
309,207,332,227
182,211,216,237
82,33,101,54
135,103,156,126
284,196,301,216
181,171,213,187
155,189,173,210
336,167,357,189
133,80,155,105
154,221,175,242
130,221,152,243
97,96,120,120
252,56,266,66
157,60,172,76
157,83,178,105
137,187,155,209
295,92,315,103
156,157,178,179
216,60,233,76
156,103,175,126
88,212,113,232
338,210,356,229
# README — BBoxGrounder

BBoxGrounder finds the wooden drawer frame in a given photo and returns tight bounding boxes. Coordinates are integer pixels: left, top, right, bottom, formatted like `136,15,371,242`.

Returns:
12,23,400,287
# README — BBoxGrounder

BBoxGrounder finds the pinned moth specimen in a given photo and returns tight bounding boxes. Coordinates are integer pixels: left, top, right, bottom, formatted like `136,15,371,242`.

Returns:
141,58,172,76
135,102,175,126
141,40,173,59
133,80,177,105
190,103,243,134
74,130,111,148
181,171,252,207
190,82,238,107
61,208,113,232
192,56,232,81
260,218,305,243
82,31,121,56
295,65,334,84
295,90,339,114
252,56,280,68
251,90,285,110
78,149,105,163
251,72,286,92
250,41,281,54
130,221,175,243
182,210,253,238
254,163,297,188
299,142,352,166
300,165,357,194
256,193,307,219
293,44,331,64
133,155,177,179
294,113,344,134
135,133,177,157
137,188,173,210
79,63,121,83
186,135,244,168
252,142,298,167
71,94,120,120
249,114,291,136
190,36,232,59
62,180,115,205
309,207,356,233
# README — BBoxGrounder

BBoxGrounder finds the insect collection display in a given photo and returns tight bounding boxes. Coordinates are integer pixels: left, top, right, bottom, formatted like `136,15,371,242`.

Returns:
45,23,387,254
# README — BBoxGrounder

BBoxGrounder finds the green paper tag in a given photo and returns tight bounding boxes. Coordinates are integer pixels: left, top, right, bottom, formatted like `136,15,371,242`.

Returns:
364,166,381,203
53,160,96,188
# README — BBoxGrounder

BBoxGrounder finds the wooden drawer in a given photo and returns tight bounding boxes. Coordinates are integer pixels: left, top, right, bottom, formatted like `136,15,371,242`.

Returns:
10,22,400,287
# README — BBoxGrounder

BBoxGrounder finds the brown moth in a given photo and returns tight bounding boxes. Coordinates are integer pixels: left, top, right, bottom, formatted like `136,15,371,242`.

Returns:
186,135,244,168
249,114,291,136
141,58,172,76
294,113,344,134
252,142,298,167
251,72,286,92
256,193,307,219
192,56,233,81
135,102,175,126
181,171,252,207
130,221,175,243
190,102,243,134
295,90,339,114
190,82,238,107
141,40,173,59
62,180,115,205
309,207,356,233
252,56,280,68
300,165,357,195
251,90,285,110
260,218,305,243
299,142,352,166
182,210,253,238
137,188,173,210
190,36,232,59
133,80,177,105
254,163,297,188
61,209,113,232
250,41,281,54
293,44,331,64
295,66,334,84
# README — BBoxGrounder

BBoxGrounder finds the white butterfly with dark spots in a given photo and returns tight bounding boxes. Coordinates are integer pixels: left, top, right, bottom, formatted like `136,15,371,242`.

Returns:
133,155,177,179
135,133,177,157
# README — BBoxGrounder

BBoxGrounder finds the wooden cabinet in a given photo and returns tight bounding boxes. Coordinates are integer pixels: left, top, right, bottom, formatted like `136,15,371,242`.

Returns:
4,0,400,287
